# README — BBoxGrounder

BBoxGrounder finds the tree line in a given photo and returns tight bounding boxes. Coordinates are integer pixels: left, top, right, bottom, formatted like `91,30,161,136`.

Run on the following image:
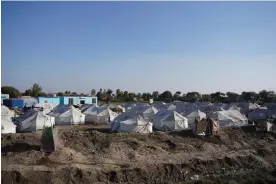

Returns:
2,84,276,104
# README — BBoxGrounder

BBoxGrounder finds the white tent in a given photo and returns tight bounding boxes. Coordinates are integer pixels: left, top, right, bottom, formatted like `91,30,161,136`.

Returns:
1,118,16,134
153,110,188,131
186,110,206,128
142,106,158,119
16,109,55,132
119,103,146,113
79,104,97,112
175,103,198,114
152,102,167,110
167,104,177,111
48,105,85,125
265,103,276,110
196,102,212,112
1,105,14,119
236,102,258,114
227,104,241,111
110,112,137,132
83,106,118,124
248,109,270,121
205,104,224,113
209,110,248,127
113,116,153,133
35,103,57,111
117,105,126,112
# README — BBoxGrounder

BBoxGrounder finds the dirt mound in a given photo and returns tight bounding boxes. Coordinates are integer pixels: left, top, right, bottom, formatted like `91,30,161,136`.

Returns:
2,125,276,183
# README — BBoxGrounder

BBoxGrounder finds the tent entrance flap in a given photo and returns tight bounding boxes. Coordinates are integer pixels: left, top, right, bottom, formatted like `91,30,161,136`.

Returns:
41,125,55,153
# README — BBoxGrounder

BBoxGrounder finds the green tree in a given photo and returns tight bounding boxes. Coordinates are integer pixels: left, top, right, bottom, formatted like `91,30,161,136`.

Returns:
71,92,78,96
186,92,201,102
159,91,173,100
38,92,47,97
201,94,211,101
31,83,42,97
210,92,226,103
106,89,113,103
123,91,129,99
64,91,71,96
259,90,275,103
152,91,159,100
91,89,96,96
57,92,64,96
128,93,136,101
142,93,152,101
97,89,103,100
116,89,121,99
1,86,21,98
173,91,181,101
240,91,258,103
23,89,32,96
226,92,239,103
137,93,141,99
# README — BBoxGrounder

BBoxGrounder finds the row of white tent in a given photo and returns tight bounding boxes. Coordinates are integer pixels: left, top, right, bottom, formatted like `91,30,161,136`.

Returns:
1,104,119,133
110,102,252,133
2,101,276,134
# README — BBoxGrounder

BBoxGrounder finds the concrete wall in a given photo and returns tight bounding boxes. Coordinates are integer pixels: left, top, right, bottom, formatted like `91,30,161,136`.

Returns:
60,96,97,105
37,97,60,105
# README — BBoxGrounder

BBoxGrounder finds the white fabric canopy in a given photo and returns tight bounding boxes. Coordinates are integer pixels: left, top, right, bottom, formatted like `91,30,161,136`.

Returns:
186,110,207,128
35,103,57,110
209,110,248,127
142,106,158,119
152,110,188,131
248,109,270,121
114,116,153,133
167,104,177,111
83,106,118,124
110,112,137,132
1,105,14,119
1,118,16,134
48,105,85,125
79,104,97,112
16,109,55,132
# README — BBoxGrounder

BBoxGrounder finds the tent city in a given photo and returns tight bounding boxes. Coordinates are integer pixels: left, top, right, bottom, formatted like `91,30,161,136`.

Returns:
1,1,276,184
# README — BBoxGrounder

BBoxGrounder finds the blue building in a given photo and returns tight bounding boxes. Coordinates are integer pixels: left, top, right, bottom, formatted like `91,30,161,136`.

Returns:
1,94,9,104
3,99,24,108
60,96,97,105
37,96,98,106
37,97,61,105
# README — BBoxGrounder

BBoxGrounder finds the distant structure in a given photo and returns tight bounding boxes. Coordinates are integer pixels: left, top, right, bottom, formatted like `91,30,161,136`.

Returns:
1,94,9,104
60,96,97,105
37,96,98,106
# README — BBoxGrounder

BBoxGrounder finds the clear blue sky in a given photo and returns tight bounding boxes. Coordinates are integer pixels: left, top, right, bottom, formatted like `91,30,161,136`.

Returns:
2,2,276,94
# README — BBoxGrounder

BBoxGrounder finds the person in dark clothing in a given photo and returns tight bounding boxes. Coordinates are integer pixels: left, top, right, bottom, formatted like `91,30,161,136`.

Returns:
23,104,28,112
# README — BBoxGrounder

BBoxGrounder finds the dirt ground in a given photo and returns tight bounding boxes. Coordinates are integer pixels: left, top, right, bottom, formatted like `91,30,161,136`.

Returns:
2,125,276,184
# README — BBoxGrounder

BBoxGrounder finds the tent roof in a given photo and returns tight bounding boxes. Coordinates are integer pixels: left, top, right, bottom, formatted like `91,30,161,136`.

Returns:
163,111,187,122
187,110,206,118
48,105,83,117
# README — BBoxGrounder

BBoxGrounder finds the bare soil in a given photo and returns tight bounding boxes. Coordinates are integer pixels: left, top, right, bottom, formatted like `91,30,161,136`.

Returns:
2,125,276,184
